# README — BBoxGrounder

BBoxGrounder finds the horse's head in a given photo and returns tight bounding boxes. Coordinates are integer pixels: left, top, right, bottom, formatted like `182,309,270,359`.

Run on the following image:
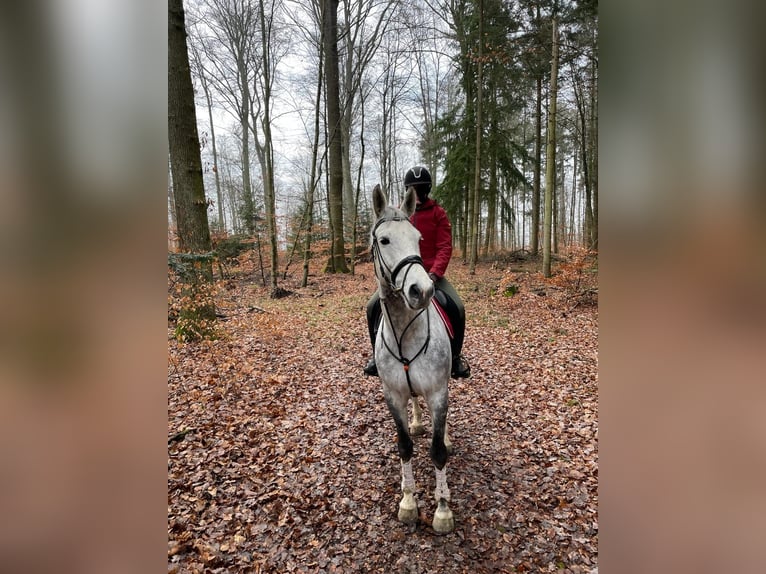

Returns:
370,184,434,310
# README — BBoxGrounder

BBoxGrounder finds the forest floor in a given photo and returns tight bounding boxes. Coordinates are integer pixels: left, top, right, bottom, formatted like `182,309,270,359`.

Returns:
168,250,598,574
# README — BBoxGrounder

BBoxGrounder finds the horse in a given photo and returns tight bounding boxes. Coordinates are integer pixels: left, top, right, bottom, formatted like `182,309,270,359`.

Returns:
369,183,455,534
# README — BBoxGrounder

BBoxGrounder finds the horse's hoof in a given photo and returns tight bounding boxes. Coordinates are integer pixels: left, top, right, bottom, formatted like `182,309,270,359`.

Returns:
432,501,454,533
410,424,426,436
398,502,418,524
398,492,418,524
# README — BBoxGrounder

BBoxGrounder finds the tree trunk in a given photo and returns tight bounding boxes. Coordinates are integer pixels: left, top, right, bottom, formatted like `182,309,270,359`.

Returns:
189,42,225,233
169,0,212,259
168,156,177,234
258,0,279,295
531,3,543,255
303,22,325,288
204,86,225,233
236,33,255,237
340,10,354,229
168,0,215,334
469,0,483,276
350,89,367,275
556,149,565,252
484,82,498,257
192,0,255,236
570,145,578,245
323,0,349,273
532,75,542,255
573,60,594,251
589,51,598,250
542,16,558,278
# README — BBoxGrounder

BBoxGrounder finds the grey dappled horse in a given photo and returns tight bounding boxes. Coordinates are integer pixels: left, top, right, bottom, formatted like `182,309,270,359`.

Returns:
370,184,454,533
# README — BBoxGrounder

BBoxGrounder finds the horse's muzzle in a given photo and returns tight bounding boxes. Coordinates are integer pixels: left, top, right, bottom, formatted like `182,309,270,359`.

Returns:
407,281,434,309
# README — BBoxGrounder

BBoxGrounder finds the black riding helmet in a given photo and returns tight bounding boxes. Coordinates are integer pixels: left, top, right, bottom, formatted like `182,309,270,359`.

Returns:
404,166,432,202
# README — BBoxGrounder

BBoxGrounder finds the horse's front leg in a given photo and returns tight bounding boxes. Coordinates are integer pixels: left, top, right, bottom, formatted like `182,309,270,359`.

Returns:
428,395,454,533
385,393,418,524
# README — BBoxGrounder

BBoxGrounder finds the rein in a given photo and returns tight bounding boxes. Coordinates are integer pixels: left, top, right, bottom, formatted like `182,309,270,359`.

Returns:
372,216,432,395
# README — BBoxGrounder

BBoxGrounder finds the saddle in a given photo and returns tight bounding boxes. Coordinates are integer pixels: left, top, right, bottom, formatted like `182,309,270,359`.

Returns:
432,290,454,339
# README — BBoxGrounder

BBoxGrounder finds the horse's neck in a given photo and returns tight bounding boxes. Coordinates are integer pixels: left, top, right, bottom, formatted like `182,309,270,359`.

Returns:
380,296,429,336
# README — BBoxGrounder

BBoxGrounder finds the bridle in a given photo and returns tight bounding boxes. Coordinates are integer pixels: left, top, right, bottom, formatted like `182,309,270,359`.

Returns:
370,216,426,296
371,215,432,394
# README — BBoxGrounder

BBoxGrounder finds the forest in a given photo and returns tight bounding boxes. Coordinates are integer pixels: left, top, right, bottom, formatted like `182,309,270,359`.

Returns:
169,0,598,287
169,0,598,571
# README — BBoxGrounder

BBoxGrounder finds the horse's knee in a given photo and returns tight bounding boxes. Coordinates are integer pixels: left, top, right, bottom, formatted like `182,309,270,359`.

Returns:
392,416,414,460
430,437,449,468
397,433,414,461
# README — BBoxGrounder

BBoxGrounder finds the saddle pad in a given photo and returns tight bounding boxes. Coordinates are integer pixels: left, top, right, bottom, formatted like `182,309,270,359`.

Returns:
432,299,454,339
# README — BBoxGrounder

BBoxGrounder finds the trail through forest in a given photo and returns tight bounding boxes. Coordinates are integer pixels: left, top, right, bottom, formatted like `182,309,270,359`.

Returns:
168,254,598,573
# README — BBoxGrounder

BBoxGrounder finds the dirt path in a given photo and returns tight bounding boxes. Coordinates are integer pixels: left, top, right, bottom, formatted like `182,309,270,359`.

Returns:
168,259,598,573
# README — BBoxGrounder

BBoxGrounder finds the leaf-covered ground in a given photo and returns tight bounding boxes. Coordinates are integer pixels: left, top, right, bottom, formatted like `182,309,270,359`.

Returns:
168,255,598,573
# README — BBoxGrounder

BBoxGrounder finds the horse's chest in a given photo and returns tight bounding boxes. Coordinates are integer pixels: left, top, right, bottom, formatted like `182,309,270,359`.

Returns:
375,322,450,389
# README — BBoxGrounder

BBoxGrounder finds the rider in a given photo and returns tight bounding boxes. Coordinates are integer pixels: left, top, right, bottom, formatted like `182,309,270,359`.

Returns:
364,165,471,379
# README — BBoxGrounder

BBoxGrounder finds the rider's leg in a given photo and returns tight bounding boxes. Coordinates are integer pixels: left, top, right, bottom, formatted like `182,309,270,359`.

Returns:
433,278,470,378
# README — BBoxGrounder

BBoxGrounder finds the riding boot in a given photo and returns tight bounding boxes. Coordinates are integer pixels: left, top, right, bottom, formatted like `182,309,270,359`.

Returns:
443,293,470,378
451,353,471,378
363,357,378,376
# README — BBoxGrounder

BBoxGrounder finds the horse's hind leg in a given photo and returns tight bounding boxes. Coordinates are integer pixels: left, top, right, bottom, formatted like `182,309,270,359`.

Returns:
428,396,455,533
411,397,451,452
410,397,426,436
385,394,418,524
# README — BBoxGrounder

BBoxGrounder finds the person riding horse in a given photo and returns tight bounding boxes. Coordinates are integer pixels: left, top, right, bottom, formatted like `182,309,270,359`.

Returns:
364,166,470,379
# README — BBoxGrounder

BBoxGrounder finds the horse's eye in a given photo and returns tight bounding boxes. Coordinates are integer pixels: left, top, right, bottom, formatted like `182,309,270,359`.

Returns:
380,237,390,245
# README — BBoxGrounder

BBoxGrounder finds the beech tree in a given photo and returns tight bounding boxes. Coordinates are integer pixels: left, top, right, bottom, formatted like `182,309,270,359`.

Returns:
188,39,226,232
169,0,213,258
169,0,215,336
542,14,559,278
322,0,349,273
190,0,259,235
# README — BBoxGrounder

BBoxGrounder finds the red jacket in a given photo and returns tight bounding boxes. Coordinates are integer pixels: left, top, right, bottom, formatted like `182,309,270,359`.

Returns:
410,198,452,279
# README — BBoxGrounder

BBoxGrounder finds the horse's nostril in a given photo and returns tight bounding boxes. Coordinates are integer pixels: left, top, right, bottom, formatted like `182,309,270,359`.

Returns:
409,285,422,299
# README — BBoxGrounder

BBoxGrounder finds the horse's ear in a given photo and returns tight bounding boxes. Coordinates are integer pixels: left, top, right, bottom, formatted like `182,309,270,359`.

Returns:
372,184,387,218
401,186,417,217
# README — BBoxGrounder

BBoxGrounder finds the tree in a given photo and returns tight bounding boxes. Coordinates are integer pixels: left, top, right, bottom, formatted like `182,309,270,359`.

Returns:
339,0,392,228
323,0,349,273
468,0,484,274
188,39,226,233
542,14,558,278
255,0,283,296
169,0,215,337
169,0,213,258
531,3,544,256
302,37,324,287
191,0,259,236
